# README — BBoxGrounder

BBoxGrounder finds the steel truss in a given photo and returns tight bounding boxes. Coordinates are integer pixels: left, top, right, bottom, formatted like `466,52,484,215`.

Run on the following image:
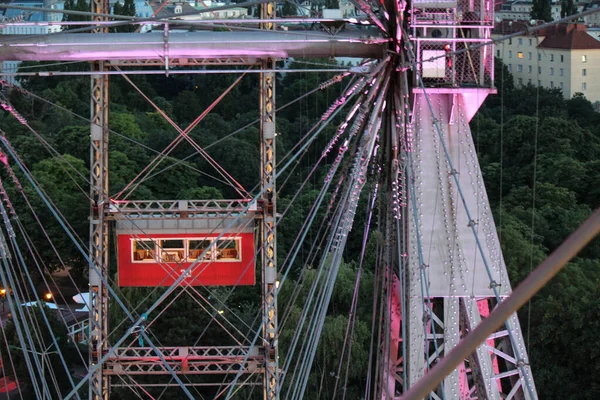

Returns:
107,199,257,219
89,40,110,400
88,5,110,400
105,346,262,376
107,57,261,67
83,2,280,398
260,3,278,399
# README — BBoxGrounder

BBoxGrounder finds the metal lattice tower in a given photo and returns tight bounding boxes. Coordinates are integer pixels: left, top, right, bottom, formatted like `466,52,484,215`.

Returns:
88,0,110,393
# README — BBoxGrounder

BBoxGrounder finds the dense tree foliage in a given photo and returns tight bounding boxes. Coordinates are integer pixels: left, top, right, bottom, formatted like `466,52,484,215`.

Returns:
112,0,137,33
560,0,577,18
0,57,598,398
531,0,553,21
476,63,600,399
62,0,91,31
0,305,79,398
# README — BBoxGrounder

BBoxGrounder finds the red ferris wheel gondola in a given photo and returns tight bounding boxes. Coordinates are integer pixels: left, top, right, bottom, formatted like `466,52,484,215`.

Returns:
110,199,257,287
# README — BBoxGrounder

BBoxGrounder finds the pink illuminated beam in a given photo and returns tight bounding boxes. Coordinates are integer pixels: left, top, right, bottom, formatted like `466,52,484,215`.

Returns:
0,31,387,61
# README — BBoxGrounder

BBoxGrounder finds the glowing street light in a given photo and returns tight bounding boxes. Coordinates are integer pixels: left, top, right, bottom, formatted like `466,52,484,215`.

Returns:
0,288,6,312
44,292,53,301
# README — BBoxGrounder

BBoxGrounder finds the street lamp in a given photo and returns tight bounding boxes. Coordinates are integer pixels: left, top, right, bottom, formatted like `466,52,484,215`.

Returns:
0,288,6,312
44,292,52,301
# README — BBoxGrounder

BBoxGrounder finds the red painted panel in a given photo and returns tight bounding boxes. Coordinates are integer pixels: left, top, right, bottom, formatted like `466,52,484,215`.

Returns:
117,233,255,287
0,375,17,393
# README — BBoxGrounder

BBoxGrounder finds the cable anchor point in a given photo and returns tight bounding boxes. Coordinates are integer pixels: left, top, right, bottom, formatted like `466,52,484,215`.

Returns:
489,281,501,289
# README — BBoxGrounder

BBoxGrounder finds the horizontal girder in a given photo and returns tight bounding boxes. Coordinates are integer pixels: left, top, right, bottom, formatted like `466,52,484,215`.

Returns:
0,31,387,62
107,199,257,219
105,346,262,375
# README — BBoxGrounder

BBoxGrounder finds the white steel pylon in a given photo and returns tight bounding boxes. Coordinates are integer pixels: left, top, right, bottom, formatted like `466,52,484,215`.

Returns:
398,92,537,399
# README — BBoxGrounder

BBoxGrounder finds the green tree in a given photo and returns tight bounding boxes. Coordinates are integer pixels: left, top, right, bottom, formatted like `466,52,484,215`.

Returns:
63,0,90,31
112,1,124,33
560,0,576,18
19,155,90,275
526,259,600,399
281,1,297,16
531,0,552,21
325,0,338,9
112,0,136,32
0,305,78,398
177,186,224,199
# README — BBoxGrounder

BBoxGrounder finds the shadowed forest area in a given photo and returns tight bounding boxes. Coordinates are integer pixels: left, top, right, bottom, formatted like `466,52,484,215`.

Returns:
0,58,597,398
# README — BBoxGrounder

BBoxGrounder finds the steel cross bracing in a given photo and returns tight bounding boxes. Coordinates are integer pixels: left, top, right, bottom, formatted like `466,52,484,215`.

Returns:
106,58,260,67
88,0,110,394
106,199,258,219
89,0,110,397
260,2,278,399
89,62,110,400
104,346,263,376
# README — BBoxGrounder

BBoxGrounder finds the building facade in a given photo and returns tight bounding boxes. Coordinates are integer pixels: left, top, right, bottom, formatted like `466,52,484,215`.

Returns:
494,22,600,103
496,0,562,21
0,1,63,84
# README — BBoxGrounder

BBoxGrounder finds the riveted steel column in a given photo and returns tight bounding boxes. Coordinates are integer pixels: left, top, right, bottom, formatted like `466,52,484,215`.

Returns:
260,2,278,399
89,0,110,397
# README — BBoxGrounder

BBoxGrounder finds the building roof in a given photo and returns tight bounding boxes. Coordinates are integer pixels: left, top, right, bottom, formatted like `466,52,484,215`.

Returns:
582,0,600,11
538,23,600,49
493,19,536,35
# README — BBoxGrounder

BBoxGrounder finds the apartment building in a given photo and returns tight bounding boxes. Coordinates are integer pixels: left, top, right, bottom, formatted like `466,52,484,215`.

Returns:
494,22,600,103
0,0,63,84
582,0,600,26
496,0,562,21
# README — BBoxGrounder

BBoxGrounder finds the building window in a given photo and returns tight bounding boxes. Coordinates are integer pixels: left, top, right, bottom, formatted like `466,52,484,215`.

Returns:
528,79,532,84
529,39,533,46
583,69,587,76
550,81,554,88
560,68,564,76
528,52,532,60
538,66,542,73
518,64,523,72
550,67,554,75
518,38,523,45
528,65,532,73
509,64,512,72
518,78,523,85
509,50,512,58
188,238,241,262
518,52,523,59
560,55,564,62
538,53,542,61
538,80,541,86
132,240,156,262
216,239,241,261
497,50,500,57
560,82,564,89
188,239,211,261
159,239,185,262
509,38,512,45
582,55,587,63
582,82,587,90
550,54,554,62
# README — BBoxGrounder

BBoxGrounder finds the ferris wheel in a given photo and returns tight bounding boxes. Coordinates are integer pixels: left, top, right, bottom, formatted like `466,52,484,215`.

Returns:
0,0,598,399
